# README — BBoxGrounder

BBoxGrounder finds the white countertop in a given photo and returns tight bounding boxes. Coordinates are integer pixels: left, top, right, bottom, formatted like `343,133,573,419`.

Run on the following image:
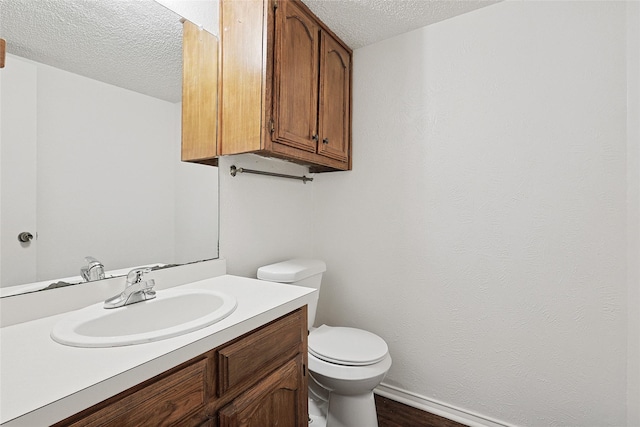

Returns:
0,275,316,426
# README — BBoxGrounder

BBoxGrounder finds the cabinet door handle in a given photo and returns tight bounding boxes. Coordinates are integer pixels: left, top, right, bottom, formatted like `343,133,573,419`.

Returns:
312,134,319,142
322,138,329,144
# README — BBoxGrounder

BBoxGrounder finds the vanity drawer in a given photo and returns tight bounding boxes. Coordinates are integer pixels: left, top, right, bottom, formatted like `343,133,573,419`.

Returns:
217,308,306,396
57,357,209,427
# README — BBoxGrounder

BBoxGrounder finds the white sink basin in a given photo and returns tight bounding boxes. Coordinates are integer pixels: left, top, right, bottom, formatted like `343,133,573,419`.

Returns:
51,288,237,348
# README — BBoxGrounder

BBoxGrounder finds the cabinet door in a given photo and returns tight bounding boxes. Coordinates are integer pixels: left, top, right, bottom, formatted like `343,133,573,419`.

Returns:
218,355,307,427
272,0,319,153
317,31,351,162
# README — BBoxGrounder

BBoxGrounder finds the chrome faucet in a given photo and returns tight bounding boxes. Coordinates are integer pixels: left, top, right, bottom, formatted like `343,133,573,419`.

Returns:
81,256,105,282
104,267,156,309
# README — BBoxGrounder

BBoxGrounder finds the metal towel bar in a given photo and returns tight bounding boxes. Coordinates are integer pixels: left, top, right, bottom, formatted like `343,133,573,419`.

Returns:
230,165,313,184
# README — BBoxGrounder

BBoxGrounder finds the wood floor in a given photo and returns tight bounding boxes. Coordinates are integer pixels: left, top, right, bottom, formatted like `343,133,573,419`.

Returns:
375,395,468,427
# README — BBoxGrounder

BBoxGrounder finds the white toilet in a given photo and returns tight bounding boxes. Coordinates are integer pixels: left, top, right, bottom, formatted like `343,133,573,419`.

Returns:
257,259,392,427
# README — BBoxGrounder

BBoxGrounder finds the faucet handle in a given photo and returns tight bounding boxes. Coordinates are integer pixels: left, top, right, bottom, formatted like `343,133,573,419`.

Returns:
84,256,100,265
141,279,155,291
81,256,105,282
104,268,156,309
126,267,152,285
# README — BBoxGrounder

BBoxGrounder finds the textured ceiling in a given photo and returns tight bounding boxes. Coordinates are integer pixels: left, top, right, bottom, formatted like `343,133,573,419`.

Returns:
0,0,498,102
301,0,499,49
0,0,183,102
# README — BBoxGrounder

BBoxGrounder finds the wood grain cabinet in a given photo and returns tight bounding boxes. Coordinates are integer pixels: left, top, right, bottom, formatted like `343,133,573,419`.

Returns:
181,21,219,166
272,0,351,168
182,0,352,172
219,356,305,427
53,308,308,427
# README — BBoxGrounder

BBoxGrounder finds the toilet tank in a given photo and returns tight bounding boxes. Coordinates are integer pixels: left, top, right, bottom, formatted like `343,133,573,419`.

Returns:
257,259,326,329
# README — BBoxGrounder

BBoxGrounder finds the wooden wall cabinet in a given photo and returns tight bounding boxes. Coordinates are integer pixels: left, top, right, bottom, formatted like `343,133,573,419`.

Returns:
53,308,308,427
182,0,352,172
271,0,352,170
181,21,219,166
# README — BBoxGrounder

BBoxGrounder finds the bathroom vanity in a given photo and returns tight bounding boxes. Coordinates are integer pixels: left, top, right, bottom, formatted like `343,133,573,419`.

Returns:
0,274,316,426
54,308,307,426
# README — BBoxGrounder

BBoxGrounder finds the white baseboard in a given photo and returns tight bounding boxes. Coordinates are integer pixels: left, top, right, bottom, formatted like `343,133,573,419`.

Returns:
374,383,514,427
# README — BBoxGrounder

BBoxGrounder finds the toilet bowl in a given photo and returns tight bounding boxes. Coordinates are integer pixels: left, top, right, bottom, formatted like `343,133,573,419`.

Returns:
257,259,392,427
308,325,392,427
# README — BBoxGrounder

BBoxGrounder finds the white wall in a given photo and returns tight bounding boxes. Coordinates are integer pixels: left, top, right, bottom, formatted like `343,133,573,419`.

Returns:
626,1,640,424
218,154,315,277
34,60,177,281
0,55,38,285
312,1,635,426
1,55,218,287
174,101,219,265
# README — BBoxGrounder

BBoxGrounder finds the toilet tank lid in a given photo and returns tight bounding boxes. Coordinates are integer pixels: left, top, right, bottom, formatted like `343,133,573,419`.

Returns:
257,259,326,282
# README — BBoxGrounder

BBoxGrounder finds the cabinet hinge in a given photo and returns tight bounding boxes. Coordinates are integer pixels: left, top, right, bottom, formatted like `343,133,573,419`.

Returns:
273,1,278,11
269,118,275,134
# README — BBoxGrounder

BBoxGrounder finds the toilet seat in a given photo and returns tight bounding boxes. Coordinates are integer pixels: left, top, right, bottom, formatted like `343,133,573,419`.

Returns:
309,325,388,366
308,351,392,384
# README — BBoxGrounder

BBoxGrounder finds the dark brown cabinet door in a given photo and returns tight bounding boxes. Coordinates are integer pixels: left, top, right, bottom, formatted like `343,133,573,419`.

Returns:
318,31,350,162
218,355,306,427
273,0,319,153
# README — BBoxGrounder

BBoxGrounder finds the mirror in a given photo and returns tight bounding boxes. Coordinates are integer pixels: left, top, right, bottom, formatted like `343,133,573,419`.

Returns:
0,0,219,296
